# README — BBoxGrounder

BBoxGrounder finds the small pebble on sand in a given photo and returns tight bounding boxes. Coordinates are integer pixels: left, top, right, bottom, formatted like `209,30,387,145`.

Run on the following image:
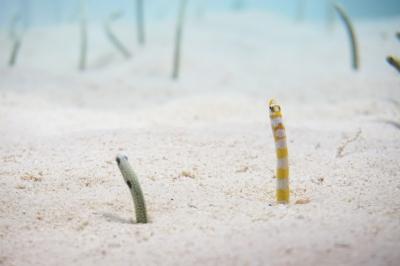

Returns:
295,198,311,204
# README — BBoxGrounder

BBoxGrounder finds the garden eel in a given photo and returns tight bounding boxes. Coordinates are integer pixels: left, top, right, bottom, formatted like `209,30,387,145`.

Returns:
8,13,23,67
387,56,400,73
333,2,359,70
116,154,148,223
269,99,290,204
79,0,87,71
386,33,400,73
135,0,145,45
172,0,189,80
104,11,132,59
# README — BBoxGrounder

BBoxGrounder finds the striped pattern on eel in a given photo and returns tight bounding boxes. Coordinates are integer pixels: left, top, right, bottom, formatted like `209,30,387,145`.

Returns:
268,99,290,204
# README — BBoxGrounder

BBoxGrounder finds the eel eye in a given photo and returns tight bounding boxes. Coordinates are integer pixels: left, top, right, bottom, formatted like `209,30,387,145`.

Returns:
116,157,121,164
270,105,280,112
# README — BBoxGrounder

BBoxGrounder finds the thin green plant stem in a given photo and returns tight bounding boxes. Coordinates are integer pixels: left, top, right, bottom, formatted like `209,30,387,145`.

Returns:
333,2,359,70
172,0,189,80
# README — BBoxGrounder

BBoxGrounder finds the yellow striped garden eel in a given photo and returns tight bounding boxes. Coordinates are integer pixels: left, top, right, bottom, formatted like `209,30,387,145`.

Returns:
116,154,148,223
268,99,290,204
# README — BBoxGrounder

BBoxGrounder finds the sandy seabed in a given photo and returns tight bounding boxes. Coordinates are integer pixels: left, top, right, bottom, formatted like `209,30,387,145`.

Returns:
0,12,400,266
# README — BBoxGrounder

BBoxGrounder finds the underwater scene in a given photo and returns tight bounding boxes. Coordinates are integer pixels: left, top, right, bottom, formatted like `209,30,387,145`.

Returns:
0,0,399,265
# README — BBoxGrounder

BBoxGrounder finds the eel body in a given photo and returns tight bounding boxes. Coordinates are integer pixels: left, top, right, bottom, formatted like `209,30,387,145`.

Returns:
104,12,132,59
116,154,148,223
172,0,189,80
333,3,359,70
268,99,290,204
387,56,400,73
79,0,87,71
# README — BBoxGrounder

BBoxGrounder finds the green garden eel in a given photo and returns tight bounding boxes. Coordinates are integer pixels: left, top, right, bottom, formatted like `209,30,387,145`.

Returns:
333,2,359,70
79,0,88,71
386,33,400,73
387,56,400,73
135,0,145,45
268,99,290,204
104,11,132,59
116,154,148,223
172,0,189,80
8,14,24,67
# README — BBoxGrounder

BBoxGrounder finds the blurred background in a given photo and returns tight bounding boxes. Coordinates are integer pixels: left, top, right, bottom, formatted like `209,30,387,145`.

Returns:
0,0,400,28
0,0,399,78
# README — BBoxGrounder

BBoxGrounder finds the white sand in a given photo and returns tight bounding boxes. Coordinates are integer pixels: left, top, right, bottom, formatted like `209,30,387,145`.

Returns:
1,12,400,266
